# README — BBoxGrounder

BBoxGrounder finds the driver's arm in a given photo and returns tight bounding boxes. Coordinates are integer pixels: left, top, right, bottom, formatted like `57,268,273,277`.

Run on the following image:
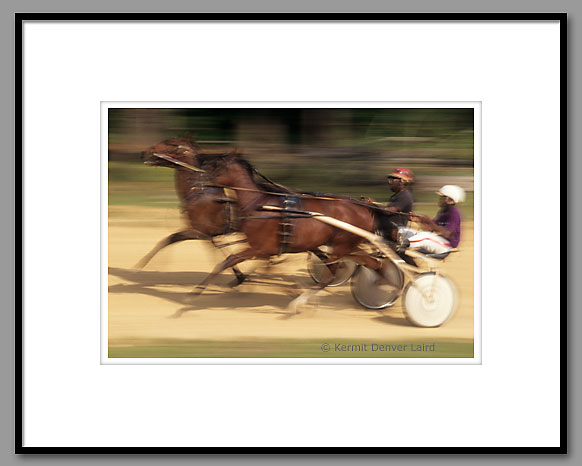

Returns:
413,215,453,239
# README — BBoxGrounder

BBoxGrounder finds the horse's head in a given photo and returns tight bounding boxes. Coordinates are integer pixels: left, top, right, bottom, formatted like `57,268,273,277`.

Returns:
202,151,252,187
141,136,201,169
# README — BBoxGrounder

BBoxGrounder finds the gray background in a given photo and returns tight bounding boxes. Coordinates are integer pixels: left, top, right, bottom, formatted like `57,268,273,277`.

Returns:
3,0,577,464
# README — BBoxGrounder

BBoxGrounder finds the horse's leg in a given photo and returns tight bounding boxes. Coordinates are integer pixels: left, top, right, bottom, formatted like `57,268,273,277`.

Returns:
286,245,354,314
136,229,247,282
192,247,258,297
287,259,339,314
134,229,207,269
209,237,247,285
173,248,260,318
222,247,328,290
309,248,329,262
287,244,380,314
346,252,383,271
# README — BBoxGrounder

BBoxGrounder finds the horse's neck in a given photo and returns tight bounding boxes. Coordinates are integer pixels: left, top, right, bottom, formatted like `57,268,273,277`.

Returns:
224,165,264,211
173,155,201,199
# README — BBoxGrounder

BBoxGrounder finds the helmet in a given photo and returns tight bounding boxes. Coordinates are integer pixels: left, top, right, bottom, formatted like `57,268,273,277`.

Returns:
437,185,465,204
387,168,414,183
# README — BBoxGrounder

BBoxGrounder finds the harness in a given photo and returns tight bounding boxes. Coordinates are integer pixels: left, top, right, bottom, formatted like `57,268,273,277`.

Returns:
278,195,300,255
153,151,412,247
181,186,238,235
223,188,238,234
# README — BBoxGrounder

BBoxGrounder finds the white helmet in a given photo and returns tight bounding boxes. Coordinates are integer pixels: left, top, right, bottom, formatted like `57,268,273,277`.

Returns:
437,185,465,204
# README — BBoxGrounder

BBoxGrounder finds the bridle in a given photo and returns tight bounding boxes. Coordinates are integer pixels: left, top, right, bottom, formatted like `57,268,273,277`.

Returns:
151,151,205,173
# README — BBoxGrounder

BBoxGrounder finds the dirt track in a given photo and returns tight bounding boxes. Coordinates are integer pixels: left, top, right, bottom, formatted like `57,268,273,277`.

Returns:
108,206,474,346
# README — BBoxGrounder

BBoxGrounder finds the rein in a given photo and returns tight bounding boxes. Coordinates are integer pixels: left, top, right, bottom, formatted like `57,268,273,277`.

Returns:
152,151,410,216
152,153,206,173
251,167,294,193
205,183,341,200
202,183,412,216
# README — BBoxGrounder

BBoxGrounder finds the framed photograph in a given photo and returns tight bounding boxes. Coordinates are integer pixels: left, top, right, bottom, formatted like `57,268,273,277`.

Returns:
18,14,566,452
104,102,479,363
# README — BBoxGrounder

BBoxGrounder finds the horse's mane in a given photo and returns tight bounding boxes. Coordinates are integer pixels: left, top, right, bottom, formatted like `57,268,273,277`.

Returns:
203,152,293,194
160,136,201,150
229,155,299,194
196,150,244,171
221,153,372,202
202,152,373,208
230,154,255,177
257,181,295,194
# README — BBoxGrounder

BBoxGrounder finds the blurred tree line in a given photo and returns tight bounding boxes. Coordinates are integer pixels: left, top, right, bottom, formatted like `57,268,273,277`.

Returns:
108,108,474,214
109,108,473,159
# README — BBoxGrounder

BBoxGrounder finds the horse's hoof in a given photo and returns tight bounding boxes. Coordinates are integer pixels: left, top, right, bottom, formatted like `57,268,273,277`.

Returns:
183,291,202,305
168,310,185,319
287,297,306,314
232,273,247,286
227,279,243,289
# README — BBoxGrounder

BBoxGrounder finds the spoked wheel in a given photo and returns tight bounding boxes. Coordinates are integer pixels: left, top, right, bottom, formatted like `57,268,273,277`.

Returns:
350,259,404,310
307,252,358,287
403,272,458,327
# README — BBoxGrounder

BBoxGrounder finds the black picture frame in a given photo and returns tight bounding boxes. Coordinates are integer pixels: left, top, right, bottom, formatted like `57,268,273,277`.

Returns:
15,12,567,454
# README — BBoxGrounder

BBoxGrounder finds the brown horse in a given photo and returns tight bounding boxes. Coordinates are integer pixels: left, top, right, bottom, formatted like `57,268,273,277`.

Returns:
185,153,383,314
137,137,246,283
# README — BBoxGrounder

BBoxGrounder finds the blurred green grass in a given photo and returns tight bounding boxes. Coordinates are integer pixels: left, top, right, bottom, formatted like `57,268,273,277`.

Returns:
109,161,474,220
109,338,474,358
108,161,176,183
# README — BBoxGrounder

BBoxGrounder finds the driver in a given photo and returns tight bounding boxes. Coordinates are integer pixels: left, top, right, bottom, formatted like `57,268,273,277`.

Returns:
372,167,414,241
402,185,465,255
385,168,414,225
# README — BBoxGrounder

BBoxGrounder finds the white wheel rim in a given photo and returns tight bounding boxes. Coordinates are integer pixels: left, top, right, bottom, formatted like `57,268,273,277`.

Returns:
404,274,457,327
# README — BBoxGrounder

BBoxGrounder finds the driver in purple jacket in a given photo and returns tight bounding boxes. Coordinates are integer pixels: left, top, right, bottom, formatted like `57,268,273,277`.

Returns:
401,185,465,255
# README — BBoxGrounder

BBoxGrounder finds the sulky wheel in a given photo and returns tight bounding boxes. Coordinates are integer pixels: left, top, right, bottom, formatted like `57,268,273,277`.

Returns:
307,252,358,287
350,259,404,310
402,272,458,327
